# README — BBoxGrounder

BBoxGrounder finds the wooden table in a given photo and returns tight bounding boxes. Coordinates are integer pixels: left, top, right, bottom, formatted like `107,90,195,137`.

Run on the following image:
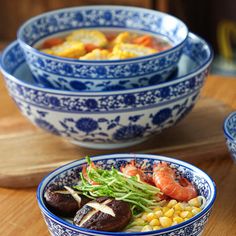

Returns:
0,74,236,236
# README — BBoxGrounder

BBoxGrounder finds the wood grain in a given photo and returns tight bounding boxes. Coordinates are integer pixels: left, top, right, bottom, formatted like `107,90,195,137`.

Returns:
0,74,236,235
0,97,231,188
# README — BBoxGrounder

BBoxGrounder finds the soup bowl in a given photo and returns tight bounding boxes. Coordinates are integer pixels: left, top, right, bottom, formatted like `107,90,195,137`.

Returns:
0,33,212,149
17,5,188,91
37,153,216,236
223,111,236,163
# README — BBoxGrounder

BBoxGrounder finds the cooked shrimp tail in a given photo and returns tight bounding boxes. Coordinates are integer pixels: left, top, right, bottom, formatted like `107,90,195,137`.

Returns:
153,162,197,201
120,160,154,185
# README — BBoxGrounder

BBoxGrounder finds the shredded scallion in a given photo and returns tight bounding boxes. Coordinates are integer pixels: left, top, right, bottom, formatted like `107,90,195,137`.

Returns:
74,157,162,215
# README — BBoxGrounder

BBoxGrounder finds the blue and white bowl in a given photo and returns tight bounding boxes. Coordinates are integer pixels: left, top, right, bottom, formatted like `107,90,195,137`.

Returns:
37,153,217,236
223,111,236,162
17,5,188,91
0,33,213,149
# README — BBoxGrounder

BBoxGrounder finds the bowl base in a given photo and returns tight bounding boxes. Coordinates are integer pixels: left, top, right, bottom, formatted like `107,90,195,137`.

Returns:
70,138,147,150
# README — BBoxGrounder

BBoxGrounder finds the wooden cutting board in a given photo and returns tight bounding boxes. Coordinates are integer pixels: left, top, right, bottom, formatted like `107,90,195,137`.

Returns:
0,97,231,188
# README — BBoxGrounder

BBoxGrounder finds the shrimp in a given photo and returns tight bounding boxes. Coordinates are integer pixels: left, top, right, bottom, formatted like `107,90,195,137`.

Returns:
153,162,197,202
82,162,99,185
120,160,154,185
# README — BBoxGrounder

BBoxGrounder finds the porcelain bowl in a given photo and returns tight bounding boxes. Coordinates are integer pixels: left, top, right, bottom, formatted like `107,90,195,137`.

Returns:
1,33,212,149
37,153,216,236
223,111,236,162
17,5,188,91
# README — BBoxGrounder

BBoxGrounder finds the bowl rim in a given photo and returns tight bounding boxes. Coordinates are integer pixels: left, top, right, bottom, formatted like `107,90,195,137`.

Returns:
17,5,189,64
37,153,217,235
0,33,214,96
223,111,236,143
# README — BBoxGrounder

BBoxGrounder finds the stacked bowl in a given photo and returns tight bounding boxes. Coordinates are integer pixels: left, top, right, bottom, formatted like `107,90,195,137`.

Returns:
0,6,213,149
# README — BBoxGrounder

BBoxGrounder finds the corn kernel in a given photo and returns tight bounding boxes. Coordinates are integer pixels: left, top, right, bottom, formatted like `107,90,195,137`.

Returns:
134,218,146,226
146,212,156,222
141,225,153,232
180,211,189,218
164,208,174,217
162,206,170,213
149,219,160,226
66,29,108,47
159,217,172,228
180,211,193,219
80,49,110,60
154,210,163,218
187,211,193,218
153,226,162,230
141,212,148,221
185,206,192,211
188,197,201,207
112,43,157,59
153,206,161,212
167,199,178,208
173,216,184,224
52,41,86,58
192,207,201,215
112,32,131,44
174,202,185,211
172,222,178,226
173,211,181,217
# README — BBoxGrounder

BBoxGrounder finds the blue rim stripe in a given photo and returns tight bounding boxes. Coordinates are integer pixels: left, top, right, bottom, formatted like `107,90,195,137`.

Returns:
36,153,217,236
27,59,177,80
9,89,201,114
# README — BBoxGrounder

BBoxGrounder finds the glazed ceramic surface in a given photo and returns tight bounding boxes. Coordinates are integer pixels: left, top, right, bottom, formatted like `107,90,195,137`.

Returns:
17,6,188,91
1,33,213,149
37,154,217,236
223,111,236,162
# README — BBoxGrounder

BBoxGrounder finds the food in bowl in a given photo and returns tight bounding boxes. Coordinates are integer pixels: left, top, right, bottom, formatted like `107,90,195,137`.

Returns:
43,157,206,232
40,30,171,60
0,33,213,149
37,154,216,236
17,5,188,91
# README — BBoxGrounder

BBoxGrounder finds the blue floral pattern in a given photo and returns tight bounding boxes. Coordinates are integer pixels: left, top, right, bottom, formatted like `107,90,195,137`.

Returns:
226,140,236,162
224,112,236,139
152,108,172,125
34,118,60,135
37,154,216,236
224,112,236,163
113,124,147,141
75,118,99,133
12,94,199,146
18,6,188,90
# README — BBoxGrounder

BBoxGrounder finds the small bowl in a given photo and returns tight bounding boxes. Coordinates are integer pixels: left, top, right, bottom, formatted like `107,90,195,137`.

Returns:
37,153,217,236
223,111,236,162
17,5,188,91
1,33,212,149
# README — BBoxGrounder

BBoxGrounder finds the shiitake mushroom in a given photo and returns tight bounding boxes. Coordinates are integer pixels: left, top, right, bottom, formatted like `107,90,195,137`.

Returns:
74,197,132,231
44,185,90,217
